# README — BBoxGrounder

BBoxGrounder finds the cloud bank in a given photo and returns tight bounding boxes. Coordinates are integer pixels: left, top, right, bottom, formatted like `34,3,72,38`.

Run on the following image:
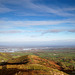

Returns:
0,19,75,29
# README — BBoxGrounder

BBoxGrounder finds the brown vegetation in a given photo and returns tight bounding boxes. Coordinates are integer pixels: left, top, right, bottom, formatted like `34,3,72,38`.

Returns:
0,55,68,75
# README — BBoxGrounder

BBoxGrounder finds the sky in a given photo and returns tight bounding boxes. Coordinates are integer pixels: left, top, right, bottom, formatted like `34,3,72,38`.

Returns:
0,0,75,46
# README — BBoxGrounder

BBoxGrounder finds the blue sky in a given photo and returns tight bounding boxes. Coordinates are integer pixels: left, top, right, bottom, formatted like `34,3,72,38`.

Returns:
0,0,75,46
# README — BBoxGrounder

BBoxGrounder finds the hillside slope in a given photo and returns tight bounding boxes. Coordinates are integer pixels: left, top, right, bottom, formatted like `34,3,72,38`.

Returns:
0,52,12,62
0,55,68,75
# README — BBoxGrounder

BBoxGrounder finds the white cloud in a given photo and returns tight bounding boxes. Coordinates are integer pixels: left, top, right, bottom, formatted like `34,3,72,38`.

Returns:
0,19,75,29
0,30,23,33
0,0,13,13
0,29,75,34
16,0,75,17
0,0,75,17
0,7,13,13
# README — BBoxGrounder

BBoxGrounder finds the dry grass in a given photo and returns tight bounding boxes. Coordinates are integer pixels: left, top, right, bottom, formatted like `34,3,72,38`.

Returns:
0,55,69,75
